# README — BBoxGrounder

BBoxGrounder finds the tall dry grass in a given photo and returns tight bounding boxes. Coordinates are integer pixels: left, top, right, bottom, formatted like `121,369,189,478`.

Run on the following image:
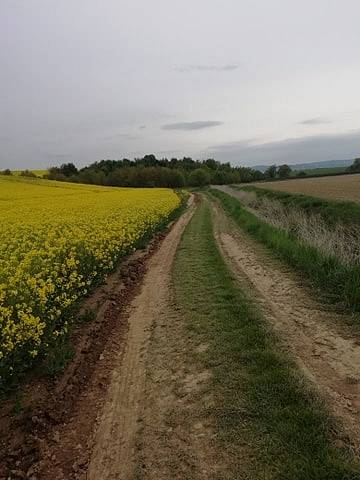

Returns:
236,190,360,267
212,188,360,312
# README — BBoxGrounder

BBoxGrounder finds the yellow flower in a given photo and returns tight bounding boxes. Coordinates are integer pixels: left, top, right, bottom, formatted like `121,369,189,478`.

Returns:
0,175,180,377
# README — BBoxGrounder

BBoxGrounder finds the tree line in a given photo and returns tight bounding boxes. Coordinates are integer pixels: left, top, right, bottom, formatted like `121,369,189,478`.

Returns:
45,155,264,187
264,157,360,179
3,157,359,186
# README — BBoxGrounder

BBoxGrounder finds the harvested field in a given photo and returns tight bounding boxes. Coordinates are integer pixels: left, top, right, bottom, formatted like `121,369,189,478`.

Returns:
252,173,360,202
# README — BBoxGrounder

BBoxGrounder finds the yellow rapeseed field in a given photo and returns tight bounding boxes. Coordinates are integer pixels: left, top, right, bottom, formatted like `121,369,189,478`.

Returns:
12,169,47,177
0,176,180,384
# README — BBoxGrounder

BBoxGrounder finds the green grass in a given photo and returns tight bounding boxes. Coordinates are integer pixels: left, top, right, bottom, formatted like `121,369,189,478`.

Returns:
237,185,360,226
291,167,347,177
173,197,359,479
211,189,360,313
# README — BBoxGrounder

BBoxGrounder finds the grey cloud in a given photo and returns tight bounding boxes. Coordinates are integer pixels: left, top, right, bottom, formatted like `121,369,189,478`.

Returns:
209,138,260,150
45,153,72,163
154,149,182,155
98,133,140,141
299,117,332,125
139,125,146,129
206,130,360,166
175,64,238,73
162,121,223,131
2,2,360,170
47,152,71,158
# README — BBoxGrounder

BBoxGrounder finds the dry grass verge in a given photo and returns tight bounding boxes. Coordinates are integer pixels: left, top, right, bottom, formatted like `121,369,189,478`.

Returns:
211,188,360,313
232,189,360,267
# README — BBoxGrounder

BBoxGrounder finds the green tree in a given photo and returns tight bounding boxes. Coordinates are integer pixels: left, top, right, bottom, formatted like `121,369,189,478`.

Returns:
278,164,292,179
265,164,277,179
59,163,78,177
189,168,211,187
45,154,264,187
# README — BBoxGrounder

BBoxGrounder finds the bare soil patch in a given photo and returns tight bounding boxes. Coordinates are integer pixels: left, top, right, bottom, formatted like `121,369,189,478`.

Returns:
252,173,360,203
211,198,360,454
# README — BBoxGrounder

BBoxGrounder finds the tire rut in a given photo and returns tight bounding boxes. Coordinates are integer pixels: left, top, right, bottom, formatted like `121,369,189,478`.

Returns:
210,192,360,454
86,198,196,480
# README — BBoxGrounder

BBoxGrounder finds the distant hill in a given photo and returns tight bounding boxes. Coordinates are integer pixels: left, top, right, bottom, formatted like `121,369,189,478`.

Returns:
252,159,353,173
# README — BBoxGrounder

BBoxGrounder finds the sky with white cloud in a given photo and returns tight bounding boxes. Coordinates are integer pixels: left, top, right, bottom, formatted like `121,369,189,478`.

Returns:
1,0,360,169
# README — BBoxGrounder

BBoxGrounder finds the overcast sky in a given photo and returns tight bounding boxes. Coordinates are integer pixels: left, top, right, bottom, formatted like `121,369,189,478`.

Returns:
1,0,360,169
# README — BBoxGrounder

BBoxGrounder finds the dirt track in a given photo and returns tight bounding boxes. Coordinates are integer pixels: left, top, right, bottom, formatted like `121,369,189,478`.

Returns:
87,198,197,479
211,187,360,452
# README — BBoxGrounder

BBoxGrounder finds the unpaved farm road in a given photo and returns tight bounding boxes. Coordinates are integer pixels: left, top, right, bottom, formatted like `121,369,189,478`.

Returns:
212,185,360,453
87,197,197,480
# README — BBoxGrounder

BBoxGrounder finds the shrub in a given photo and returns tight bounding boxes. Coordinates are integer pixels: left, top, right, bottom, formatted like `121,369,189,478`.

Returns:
189,168,211,187
20,170,36,177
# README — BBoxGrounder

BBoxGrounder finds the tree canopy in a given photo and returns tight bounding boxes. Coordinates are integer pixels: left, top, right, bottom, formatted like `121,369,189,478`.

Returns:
45,156,264,187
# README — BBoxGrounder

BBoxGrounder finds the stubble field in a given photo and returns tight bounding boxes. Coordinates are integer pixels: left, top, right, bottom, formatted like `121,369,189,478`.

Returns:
253,173,360,202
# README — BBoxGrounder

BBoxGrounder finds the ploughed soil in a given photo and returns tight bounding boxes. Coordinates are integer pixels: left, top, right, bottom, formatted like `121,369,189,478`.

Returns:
211,188,360,454
0,199,198,480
